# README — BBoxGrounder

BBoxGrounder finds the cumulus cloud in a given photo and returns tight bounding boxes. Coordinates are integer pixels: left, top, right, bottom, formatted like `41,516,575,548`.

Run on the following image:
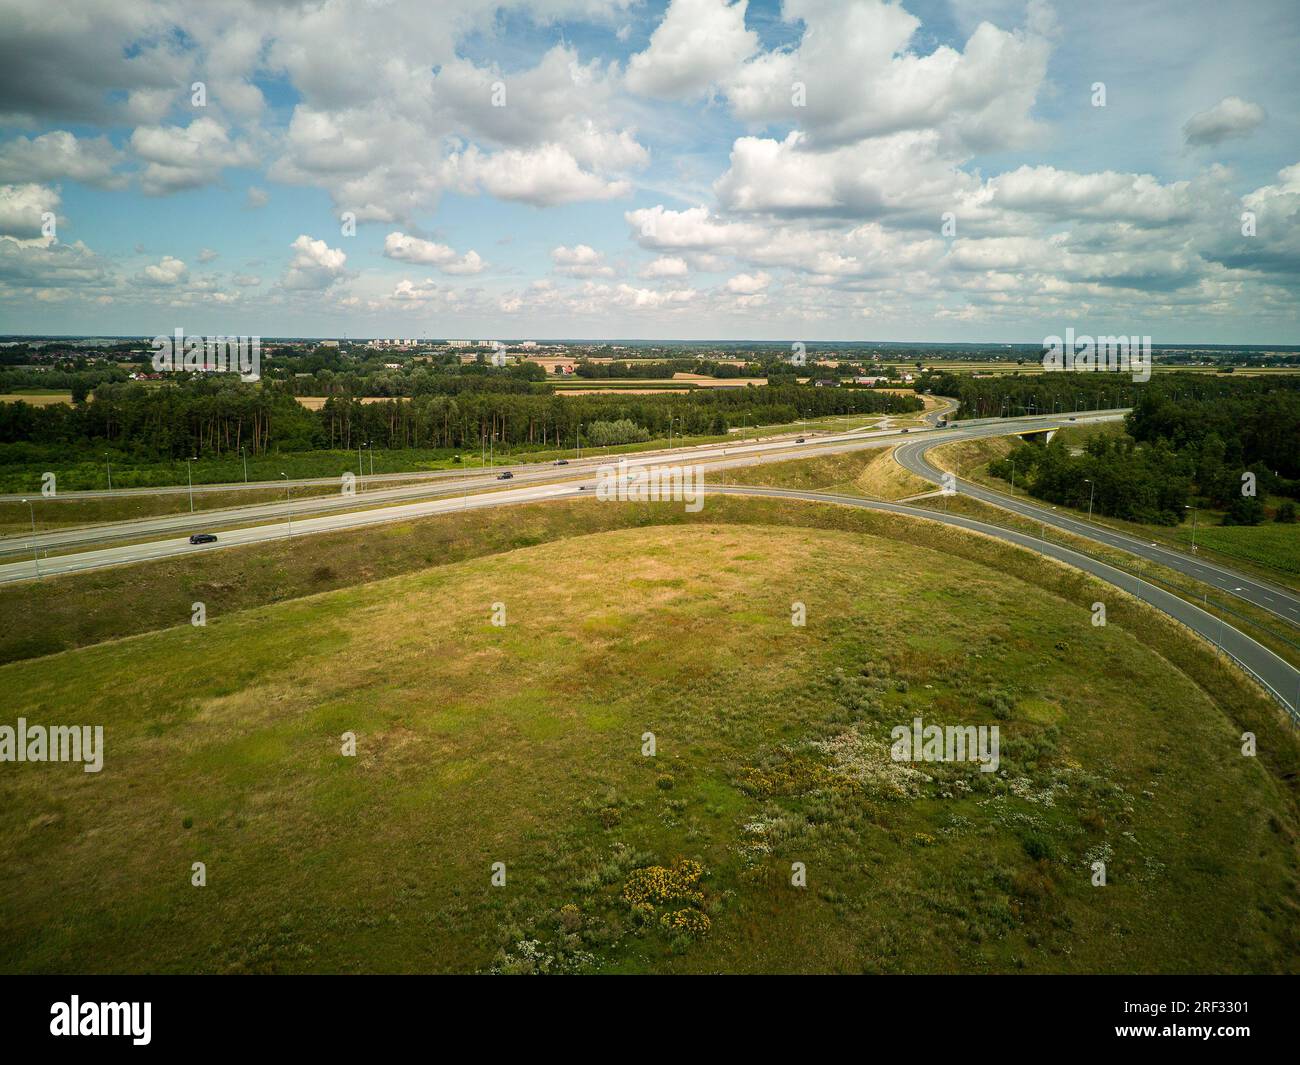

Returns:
0,131,126,188
723,0,1049,151
1183,96,1267,146
131,116,257,195
1,0,1296,335
724,271,769,294
451,144,634,207
626,0,758,99
136,255,188,286
281,235,347,290
640,255,690,279
383,232,486,274
988,166,1195,227
552,243,615,278
0,238,111,292
0,183,59,242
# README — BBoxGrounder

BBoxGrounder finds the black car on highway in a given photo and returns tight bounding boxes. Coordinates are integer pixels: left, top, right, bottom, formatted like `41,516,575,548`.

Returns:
189,533,218,545
497,471,514,480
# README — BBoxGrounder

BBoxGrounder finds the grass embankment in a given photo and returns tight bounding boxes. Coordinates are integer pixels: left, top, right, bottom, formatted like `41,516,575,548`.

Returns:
717,447,933,500
2,517,1297,974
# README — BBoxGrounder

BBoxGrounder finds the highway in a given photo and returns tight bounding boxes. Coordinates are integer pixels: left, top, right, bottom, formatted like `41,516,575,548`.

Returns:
2,412,1295,720
0,415,1004,575
892,426,1300,629
0,400,963,559
5,463,1294,721
0,407,945,505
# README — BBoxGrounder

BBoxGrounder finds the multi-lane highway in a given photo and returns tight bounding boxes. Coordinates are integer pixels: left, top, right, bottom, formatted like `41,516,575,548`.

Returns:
0,408,1095,572
3,404,1295,720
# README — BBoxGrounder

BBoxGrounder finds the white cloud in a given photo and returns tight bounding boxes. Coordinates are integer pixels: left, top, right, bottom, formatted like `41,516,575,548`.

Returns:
0,131,125,188
0,183,59,241
724,271,769,294
640,255,689,279
130,116,256,195
988,166,1195,226
137,255,188,286
281,234,347,290
722,0,1049,152
1183,96,1267,146
451,144,633,207
626,0,758,100
383,232,486,274
552,243,614,278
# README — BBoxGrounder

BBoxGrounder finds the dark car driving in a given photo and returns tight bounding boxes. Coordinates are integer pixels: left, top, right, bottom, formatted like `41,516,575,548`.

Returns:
189,533,218,545
497,471,514,480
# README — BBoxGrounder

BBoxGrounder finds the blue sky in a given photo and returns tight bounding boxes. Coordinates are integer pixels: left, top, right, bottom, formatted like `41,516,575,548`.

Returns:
1,0,1297,341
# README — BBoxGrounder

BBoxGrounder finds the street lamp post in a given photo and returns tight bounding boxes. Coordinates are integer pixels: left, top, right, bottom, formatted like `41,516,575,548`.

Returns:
281,473,291,537
105,454,112,492
240,446,248,483
21,498,39,578
1186,504,1198,552
1085,478,1095,522
186,456,197,513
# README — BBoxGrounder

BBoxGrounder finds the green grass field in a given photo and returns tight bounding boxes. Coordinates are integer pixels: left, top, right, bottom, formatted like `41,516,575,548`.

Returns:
1174,522,1300,578
2,507,1297,974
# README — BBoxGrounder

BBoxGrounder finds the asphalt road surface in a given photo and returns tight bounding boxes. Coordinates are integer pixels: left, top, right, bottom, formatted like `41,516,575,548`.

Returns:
3,437,1294,720
1,409,1117,565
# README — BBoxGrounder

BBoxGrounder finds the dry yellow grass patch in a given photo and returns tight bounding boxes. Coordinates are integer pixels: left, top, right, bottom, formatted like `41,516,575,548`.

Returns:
853,447,934,500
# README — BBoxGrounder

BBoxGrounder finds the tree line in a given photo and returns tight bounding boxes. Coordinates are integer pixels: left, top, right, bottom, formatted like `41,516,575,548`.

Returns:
0,377,922,461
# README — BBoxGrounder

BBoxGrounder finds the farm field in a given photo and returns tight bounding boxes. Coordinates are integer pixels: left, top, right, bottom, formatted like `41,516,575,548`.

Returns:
0,392,72,406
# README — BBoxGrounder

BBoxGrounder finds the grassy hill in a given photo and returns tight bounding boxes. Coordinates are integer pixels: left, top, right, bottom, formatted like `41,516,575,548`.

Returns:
2,521,1297,973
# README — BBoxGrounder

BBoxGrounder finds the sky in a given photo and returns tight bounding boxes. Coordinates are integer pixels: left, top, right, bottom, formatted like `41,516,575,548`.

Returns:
0,0,1297,343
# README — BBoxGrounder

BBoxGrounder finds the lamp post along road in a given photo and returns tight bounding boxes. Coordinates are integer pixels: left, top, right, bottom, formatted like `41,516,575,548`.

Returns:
22,498,39,578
